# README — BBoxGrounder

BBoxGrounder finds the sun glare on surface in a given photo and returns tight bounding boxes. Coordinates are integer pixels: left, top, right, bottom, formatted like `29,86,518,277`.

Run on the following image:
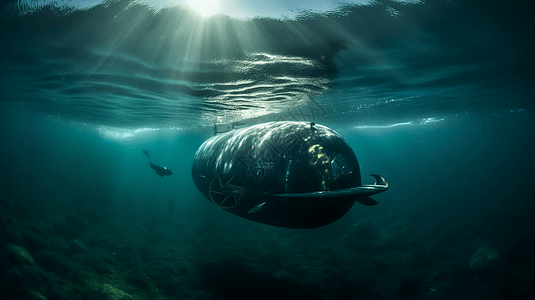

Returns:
185,0,220,17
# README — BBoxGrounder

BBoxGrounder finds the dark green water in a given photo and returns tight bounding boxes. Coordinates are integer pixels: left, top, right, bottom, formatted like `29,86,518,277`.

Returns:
1,0,534,299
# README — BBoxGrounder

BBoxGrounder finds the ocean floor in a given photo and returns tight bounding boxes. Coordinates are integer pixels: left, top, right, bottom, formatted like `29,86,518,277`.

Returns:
2,185,534,300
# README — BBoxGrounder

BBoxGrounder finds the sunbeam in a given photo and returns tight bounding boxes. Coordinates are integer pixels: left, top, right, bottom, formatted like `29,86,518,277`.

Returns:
185,0,220,17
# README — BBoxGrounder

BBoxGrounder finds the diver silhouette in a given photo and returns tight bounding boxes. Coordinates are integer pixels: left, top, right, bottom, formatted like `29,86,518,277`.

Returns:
141,148,173,177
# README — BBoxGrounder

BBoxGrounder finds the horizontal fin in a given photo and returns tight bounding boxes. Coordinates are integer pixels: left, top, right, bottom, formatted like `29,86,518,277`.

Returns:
273,174,388,198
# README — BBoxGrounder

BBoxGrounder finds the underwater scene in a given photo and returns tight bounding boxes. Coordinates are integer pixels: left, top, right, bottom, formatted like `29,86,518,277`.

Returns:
1,0,534,299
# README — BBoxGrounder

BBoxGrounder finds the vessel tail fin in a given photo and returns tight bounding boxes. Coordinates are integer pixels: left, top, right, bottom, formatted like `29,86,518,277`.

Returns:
369,174,388,187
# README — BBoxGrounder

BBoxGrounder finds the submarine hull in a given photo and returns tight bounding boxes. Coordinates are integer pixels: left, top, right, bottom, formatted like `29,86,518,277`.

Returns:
191,121,387,228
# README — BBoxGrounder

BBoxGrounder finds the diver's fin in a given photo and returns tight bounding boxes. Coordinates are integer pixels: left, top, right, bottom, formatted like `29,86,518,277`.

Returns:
273,174,388,198
248,202,267,214
141,148,150,164
141,148,150,157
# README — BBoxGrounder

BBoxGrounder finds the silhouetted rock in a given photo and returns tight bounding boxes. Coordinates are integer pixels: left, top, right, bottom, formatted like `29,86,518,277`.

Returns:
6,244,35,266
68,239,87,254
